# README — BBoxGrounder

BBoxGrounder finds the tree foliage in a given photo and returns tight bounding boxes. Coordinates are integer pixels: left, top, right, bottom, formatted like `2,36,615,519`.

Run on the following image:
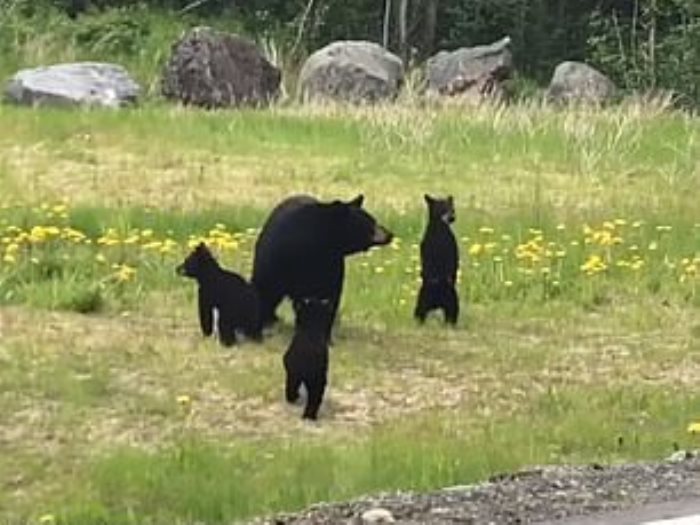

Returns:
1,0,699,105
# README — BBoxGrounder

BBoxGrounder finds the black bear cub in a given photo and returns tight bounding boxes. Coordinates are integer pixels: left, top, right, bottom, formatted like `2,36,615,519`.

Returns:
283,297,333,420
414,194,460,325
177,242,261,346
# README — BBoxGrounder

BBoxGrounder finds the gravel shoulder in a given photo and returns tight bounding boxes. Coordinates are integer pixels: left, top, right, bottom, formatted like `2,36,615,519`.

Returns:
248,452,700,524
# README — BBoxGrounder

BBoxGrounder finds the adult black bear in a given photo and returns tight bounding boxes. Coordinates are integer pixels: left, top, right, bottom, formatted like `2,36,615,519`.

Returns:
414,194,459,325
177,242,261,346
283,297,333,420
251,194,393,338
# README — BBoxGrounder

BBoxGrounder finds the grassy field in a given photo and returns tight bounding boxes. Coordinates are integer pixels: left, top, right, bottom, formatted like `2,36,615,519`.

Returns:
0,101,699,525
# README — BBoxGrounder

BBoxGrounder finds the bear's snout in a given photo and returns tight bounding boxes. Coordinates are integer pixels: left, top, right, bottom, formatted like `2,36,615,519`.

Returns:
373,224,393,245
175,264,186,276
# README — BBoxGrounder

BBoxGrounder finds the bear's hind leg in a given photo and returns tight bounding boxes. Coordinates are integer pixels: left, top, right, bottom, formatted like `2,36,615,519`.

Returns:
414,284,431,323
302,377,327,420
218,313,238,347
443,285,459,325
285,372,302,404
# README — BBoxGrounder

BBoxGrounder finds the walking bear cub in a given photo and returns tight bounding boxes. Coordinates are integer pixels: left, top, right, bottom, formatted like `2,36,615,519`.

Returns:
177,242,261,346
283,297,333,420
414,194,460,325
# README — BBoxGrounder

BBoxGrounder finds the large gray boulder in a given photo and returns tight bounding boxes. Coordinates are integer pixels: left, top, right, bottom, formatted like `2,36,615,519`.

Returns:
162,27,281,108
546,61,616,104
426,36,512,99
4,62,140,108
298,41,404,104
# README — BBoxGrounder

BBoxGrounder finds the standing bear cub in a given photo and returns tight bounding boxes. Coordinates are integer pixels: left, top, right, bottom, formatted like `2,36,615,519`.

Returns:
283,297,333,420
414,194,460,325
177,242,261,346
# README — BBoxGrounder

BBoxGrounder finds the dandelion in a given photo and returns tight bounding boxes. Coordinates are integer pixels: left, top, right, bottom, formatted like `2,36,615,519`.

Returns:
38,514,56,524
177,394,192,406
555,223,566,231
112,264,136,282
688,422,700,434
648,241,658,251
374,266,385,274
3,254,16,264
469,243,484,256
581,254,607,275
504,280,513,287
479,226,494,234
95,253,107,263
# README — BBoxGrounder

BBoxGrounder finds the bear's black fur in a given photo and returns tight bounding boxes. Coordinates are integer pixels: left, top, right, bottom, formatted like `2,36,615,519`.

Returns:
283,297,333,420
177,242,261,346
252,194,393,339
414,194,460,325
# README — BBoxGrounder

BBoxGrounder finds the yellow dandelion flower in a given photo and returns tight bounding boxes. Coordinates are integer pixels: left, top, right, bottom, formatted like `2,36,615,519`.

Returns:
113,264,136,282
581,254,607,275
555,223,566,231
648,241,658,251
504,280,513,287
469,243,484,256
177,394,192,406
95,253,107,263
688,422,700,434
38,514,56,524
374,266,385,274
142,241,163,251
3,253,16,264
479,226,494,234
631,259,645,271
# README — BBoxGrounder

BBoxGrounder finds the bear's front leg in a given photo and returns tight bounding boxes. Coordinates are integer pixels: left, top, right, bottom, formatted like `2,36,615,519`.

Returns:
198,290,214,336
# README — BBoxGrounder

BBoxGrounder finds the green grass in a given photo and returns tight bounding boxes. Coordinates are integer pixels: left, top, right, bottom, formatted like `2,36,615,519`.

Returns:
0,103,699,524
49,387,700,524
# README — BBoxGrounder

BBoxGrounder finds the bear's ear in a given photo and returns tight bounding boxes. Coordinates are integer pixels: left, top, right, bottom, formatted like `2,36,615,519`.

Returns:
447,195,454,204
424,194,433,205
347,194,364,208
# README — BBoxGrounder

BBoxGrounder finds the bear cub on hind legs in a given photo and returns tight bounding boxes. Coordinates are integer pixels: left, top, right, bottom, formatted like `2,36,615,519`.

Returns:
177,242,261,346
284,297,333,420
414,194,460,325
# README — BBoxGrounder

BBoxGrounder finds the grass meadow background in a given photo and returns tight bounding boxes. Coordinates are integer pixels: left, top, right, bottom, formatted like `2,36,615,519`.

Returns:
0,101,699,524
